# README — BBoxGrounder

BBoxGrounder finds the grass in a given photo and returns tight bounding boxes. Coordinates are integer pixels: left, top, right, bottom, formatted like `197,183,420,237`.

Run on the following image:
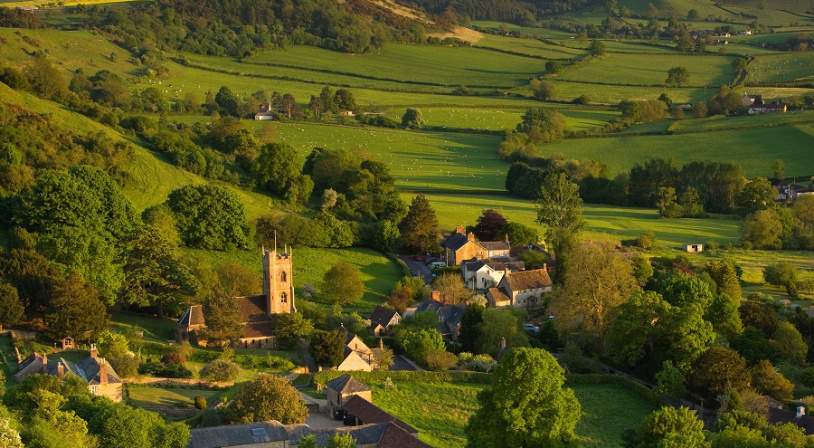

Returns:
573,382,656,447
409,191,741,249
475,34,585,59
127,384,222,420
559,53,736,87
180,247,404,313
245,44,549,89
668,109,814,133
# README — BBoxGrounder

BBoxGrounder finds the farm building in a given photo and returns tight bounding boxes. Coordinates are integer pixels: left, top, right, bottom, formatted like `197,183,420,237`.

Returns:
443,226,510,265
487,268,553,309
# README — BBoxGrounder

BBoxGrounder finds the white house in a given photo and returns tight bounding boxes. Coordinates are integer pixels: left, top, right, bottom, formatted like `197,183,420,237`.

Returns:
487,268,552,309
462,260,525,291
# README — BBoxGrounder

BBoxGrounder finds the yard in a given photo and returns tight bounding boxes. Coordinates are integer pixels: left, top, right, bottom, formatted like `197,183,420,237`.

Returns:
127,384,224,421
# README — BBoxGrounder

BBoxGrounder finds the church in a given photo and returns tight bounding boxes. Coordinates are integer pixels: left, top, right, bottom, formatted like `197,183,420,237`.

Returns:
177,247,295,348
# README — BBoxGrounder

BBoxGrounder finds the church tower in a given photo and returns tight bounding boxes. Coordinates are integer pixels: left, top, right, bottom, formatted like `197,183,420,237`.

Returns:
262,246,295,315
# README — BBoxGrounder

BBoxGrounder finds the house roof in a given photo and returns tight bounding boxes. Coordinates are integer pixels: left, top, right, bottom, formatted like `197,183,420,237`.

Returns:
178,305,206,329
377,423,432,448
502,268,552,292
480,241,510,252
188,421,310,448
242,321,275,339
488,287,511,304
236,295,269,323
326,374,371,395
343,395,417,434
370,306,400,328
443,233,469,251
291,422,431,448
74,356,122,385
414,300,464,336
486,260,525,272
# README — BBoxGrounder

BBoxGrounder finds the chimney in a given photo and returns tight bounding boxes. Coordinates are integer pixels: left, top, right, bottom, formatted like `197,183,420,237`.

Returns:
40,353,48,372
98,359,108,385
467,232,475,242
543,263,547,272
89,344,98,359
56,361,65,379
455,225,466,235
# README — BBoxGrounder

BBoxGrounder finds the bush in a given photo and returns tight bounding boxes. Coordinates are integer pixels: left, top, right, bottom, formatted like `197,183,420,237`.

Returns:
161,351,186,365
200,359,240,382
194,395,207,410
138,362,192,378
425,350,457,371
636,232,655,249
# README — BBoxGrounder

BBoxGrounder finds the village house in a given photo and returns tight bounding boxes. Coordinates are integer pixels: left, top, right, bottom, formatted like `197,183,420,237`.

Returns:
15,345,123,402
461,259,526,291
337,334,380,372
177,247,295,348
254,103,275,120
443,226,511,265
408,300,465,340
369,306,401,337
487,268,552,309
326,374,372,418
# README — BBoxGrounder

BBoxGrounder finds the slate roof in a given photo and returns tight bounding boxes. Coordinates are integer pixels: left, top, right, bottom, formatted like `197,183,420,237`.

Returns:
74,356,121,385
18,353,122,385
370,306,399,328
326,374,371,395
188,421,310,448
502,268,552,292
414,300,464,336
343,395,417,434
443,233,469,251
480,240,511,251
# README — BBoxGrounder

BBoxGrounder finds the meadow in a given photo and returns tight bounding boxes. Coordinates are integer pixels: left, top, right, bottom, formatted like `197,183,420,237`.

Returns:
746,52,814,84
474,34,585,59
321,371,655,448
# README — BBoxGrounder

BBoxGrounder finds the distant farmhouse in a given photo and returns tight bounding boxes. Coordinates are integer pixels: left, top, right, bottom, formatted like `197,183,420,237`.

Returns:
744,95,788,115
15,345,123,402
177,247,295,348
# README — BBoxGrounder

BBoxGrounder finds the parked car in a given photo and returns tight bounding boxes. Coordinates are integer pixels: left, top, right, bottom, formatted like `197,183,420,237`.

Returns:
428,261,447,270
522,323,541,335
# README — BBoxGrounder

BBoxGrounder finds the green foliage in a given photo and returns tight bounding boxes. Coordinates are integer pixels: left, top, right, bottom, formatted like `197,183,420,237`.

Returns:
764,262,800,298
0,282,24,328
654,361,687,401
770,322,807,365
706,293,743,341
619,100,667,124
626,406,709,448
203,293,243,345
400,328,446,366
689,346,750,400
502,221,538,245
665,66,690,87
166,184,250,250
321,261,364,306
401,108,424,129
517,108,566,144
310,330,346,368
227,375,307,424
399,194,440,254
44,273,108,341
736,178,775,215
530,78,556,101
750,360,793,400
465,348,581,447
271,313,314,349
476,308,529,356
536,172,583,260
254,143,304,199
200,359,240,382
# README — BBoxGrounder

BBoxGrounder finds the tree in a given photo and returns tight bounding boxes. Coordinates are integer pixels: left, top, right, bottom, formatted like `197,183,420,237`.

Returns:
770,322,807,364
666,66,690,86
465,348,581,447
227,375,307,424
607,291,672,367
536,173,583,262
549,241,638,351
529,79,555,101
589,39,606,56
203,294,243,345
215,86,240,116
517,108,566,144
400,328,445,365
502,222,538,245
736,178,775,214
309,330,346,368
142,204,180,246
271,313,313,349
327,434,357,448
120,227,198,315
476,309,529,356
706,260,742,301
626,406,709,448
0,282,24,329
764,262,800,297
24,57,68,100
431,274,471,305
200,359,240,382
473,209,508,241
254,143,303,197
742,209,784,249
96,330,138,378
689,346,750,400
399,194,439,254
706,293,743,340
167,185,250,250
401,108,423,128
632,255,654,287
44,273,108,341
370,220,400,253
0,417,22,448
654,361,687,401
0,248,61,317
750,360,793,400
321,262,363,306
459,304,484,353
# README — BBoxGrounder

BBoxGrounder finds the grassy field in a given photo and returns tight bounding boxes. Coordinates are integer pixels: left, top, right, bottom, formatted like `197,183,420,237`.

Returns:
180,247,404,313
127,385,222,421
475,34,584,59
246,44,549,89
746,52,814,84
559,53,736,87
329,371,655,448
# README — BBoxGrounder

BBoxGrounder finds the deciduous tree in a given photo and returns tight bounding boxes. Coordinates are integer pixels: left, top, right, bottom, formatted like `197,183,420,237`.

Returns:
321,262,363,305
227,375,307,424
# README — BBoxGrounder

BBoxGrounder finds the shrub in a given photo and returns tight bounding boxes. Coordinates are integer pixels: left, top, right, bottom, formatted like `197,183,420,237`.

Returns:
138,362,192,378
194,395,207,410
425,350,457,371
200,359,240,382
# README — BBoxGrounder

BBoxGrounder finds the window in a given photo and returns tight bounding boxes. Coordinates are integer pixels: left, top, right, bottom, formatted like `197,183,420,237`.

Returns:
280,271,287,282
281,292,287,303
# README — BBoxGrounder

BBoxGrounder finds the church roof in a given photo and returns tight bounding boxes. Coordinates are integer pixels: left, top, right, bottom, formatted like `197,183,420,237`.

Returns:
235,295,270,323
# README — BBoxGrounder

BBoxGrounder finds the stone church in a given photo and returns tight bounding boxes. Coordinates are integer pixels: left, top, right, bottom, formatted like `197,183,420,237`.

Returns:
177,247,296,348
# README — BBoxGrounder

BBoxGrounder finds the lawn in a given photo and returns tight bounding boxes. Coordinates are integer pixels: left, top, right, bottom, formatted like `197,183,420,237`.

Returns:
127,384,223,420
558,52,736,87
410,191,741,249
245,44,549,89
317,371,654,448
180,247,405,313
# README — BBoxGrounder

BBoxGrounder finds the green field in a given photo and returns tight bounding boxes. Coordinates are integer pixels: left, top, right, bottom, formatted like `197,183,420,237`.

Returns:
330,371,655,448
127,385,222,420
246,44,548,89
475,34,584,59
746,52,814,84
559,53,736,87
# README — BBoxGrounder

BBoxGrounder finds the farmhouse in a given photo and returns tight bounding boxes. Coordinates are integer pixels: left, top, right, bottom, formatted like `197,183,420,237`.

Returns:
337,334,391,372
462,259,526,291
177,247,295,348
15,345,123,402
487,268,552,308
369,306,401,337
443,226,511,265
254,103,275,120
326,374,372,417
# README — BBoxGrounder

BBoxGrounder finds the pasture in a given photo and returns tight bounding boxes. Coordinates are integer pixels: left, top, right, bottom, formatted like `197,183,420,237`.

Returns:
475,34,584,59
246,44,549,89
746,52,814,84
558,53,736,87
